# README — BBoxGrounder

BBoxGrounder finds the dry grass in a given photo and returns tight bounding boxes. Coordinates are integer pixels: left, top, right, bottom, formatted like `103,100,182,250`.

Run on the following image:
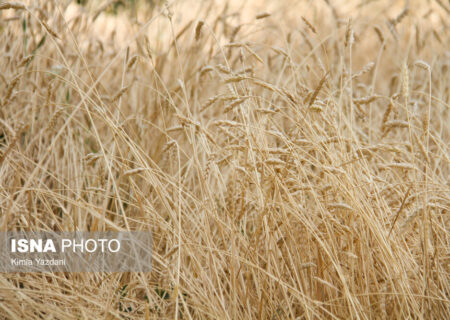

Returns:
0,0,449,318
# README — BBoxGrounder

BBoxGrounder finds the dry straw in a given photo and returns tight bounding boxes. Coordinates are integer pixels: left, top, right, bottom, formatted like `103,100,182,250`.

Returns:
401,61,409,99
46,107,65,132
123,167,146,177
40,19,59,39
302,16,317,34
0,0,448,318
126,55,138,70
308,72,328,107
0,2,26,10
195,20,204,41
373,25,385,44
256,12,271,20
344,18,354,47
112,85,131,102
0,123,27,166
18,55,33,68
2,75,20,105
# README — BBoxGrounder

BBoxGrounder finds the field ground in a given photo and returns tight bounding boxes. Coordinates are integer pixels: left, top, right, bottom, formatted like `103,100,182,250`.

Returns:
0,0,449,318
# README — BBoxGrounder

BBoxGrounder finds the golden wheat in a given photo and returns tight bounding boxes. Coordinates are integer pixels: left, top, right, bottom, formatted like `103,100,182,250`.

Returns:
0,0,448,319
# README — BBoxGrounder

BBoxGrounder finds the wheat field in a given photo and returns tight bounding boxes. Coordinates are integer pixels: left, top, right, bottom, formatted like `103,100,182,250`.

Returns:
0,0,449,319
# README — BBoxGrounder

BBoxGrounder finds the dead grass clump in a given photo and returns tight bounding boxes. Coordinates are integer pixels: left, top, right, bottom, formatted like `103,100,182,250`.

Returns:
0,0,448,319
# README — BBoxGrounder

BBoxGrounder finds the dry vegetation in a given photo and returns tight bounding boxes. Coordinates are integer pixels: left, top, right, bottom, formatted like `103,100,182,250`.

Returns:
0,0,449,318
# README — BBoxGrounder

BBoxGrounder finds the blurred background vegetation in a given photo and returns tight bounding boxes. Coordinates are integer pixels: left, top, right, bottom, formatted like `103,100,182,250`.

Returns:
75,0,161,14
